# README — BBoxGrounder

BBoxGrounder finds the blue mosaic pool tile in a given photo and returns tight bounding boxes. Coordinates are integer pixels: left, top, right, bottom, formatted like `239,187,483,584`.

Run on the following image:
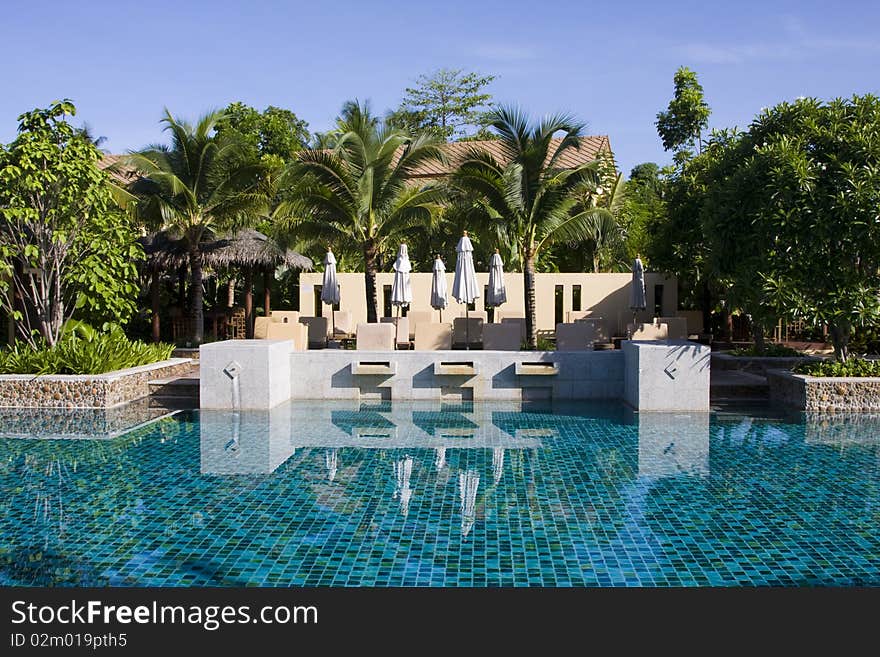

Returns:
0,402,878,586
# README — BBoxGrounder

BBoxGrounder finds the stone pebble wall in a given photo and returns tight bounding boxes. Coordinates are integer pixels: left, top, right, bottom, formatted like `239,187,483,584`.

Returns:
0,359,193,409
768,369,880,411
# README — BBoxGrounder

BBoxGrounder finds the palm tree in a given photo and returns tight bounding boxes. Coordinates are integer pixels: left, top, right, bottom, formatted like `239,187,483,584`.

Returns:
451,106,603,349
277,101,445,322
123,109,267,343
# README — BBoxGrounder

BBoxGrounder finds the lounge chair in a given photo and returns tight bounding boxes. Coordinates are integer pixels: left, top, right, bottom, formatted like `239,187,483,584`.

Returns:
500,317,527,342
299,316,329,349
618,310,652,336
459,310,488,324
453,317,484,348
266,321,308,350
405,310,432,340
566,310,591,323
332,310,354,337
676,310,704,336
355,323,395,350
483,323,522,350
556,322,605,351
628,322,668,340
653,316,688,340
574,317,610,344
381,317,411,349
253,316,272,339
414,322,453,350
271,310,300,325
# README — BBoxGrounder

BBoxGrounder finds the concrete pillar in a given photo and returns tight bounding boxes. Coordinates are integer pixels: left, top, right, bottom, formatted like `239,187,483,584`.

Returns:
200,339,292,409
623,340,710,411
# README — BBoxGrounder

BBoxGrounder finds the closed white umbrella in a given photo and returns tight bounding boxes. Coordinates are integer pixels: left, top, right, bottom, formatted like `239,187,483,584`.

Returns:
325,448,338,483
390,243,412,317
430,255,448,322
492,447,505,484
486,249,507,308
459,469,480,539
322,249,340,335
630,255,647,328
452,232,480,349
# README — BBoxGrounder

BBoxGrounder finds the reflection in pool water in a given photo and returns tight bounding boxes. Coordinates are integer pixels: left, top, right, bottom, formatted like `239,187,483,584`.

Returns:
0,400,878,586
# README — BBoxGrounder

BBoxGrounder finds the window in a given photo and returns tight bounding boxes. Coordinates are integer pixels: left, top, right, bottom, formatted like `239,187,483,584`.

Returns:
654,284,664,317
555,285,564,326
314,285,323,316
383,285,392,318
572,284,582,312
484,285,494,323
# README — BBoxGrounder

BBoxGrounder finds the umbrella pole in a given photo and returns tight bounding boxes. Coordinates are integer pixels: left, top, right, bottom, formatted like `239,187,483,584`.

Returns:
465,306,470,350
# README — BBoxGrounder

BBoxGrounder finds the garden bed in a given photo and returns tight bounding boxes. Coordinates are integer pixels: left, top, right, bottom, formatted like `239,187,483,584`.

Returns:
712,352,819,376
0,358,193,409
767,369,880,411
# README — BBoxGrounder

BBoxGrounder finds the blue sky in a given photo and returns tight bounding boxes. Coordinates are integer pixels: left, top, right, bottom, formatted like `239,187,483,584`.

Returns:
2,0,878,175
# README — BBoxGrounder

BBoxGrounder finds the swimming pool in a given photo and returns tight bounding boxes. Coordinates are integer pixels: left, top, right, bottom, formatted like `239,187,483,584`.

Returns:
1,401,877,586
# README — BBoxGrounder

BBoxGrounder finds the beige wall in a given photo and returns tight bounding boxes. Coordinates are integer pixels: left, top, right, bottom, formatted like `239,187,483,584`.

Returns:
299,271,677,335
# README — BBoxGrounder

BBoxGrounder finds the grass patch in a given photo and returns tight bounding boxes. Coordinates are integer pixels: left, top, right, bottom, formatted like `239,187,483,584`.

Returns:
793,358,880,377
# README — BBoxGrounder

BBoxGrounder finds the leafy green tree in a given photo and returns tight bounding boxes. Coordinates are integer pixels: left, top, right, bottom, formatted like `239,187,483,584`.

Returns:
620,163,668,262
124,109,268,343
388,68,496,140
0,100,142,347
216,102,309,166
713,96,880,360
277,101,446,323
656,66,711,156
451,106,602,348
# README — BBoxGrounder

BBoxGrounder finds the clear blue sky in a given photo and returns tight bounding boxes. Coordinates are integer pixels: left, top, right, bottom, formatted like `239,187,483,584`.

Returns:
2,0,878,175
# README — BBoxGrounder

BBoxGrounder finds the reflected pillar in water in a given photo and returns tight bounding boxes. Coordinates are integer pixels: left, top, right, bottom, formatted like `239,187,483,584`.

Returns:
200,405,294,474
636,411,710,478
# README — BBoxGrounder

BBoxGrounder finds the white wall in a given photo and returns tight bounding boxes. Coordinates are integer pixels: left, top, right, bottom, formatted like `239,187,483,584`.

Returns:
299,271,677,334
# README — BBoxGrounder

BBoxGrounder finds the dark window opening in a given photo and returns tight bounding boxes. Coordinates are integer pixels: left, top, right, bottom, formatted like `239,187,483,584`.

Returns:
572,285,582,312
554,285,564,326
314,285,323,317
484,285,494,323
383,285,393,318
654,284,664,317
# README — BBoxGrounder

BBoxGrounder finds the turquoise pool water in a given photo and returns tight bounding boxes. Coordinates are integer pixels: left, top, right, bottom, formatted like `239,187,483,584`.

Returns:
0,401,878,586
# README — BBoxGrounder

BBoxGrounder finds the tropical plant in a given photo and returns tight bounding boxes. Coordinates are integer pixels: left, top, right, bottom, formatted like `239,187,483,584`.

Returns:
122,109,269,343
276,101,446,322
387,68,497,140
0,100,142,347
0,321,174,375
656,66,711,156
794,358,880,378
215,102,310,167
450,106,603,348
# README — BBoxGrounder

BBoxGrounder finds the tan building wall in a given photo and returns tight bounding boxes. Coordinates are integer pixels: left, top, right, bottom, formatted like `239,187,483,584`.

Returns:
299,271,677,335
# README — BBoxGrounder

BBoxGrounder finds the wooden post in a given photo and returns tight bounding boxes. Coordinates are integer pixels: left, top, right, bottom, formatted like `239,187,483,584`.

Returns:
263,269,272,317
150,269,161,343
244,267,254,339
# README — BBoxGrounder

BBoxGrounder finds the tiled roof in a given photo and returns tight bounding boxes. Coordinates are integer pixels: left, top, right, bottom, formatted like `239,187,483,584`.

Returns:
407,135,612,178
99,153,137,186
100,135,612,182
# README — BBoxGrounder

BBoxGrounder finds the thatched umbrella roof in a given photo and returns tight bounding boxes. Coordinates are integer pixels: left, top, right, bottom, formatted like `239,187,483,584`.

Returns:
201,229,313,271
137,231,188,271
137,229,312,272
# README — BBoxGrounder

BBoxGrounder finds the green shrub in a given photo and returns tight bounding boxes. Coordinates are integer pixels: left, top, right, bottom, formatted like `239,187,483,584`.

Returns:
729,343,801,357
793,358,880,377
0,322,175,375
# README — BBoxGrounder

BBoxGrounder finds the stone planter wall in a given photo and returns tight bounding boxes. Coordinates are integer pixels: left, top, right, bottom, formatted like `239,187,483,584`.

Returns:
0,358,193,409
767,368,880,411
